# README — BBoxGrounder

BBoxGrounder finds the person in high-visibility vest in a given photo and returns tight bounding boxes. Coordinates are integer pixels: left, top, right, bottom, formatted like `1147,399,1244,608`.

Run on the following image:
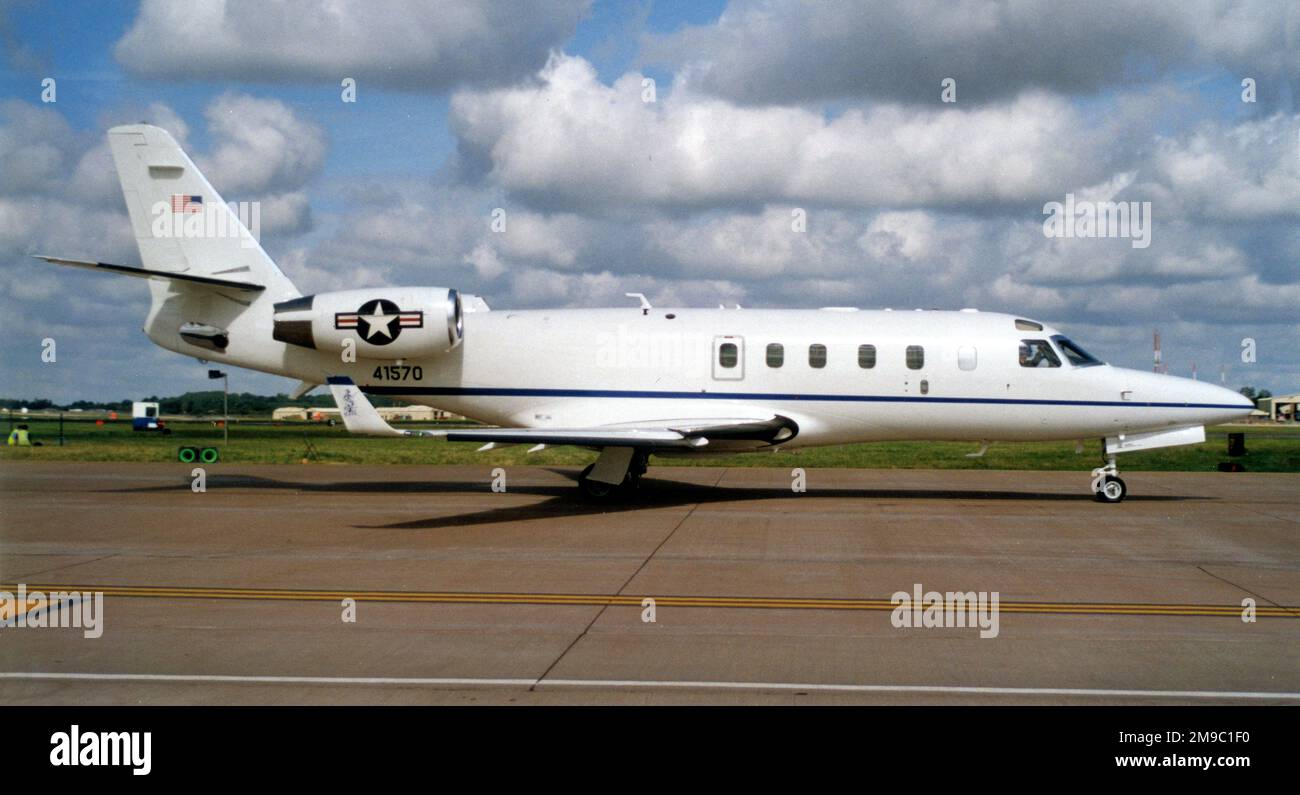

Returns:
7,424,32,446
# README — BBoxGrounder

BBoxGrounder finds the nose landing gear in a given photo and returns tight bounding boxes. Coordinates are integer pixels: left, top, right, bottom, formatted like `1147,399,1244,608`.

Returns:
1092,453,1126,503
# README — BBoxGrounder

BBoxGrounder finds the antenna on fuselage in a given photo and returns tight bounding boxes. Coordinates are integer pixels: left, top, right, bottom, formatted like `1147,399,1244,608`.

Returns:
625,292,652,315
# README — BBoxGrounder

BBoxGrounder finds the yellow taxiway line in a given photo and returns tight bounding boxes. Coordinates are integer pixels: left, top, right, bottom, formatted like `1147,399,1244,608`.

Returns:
2,583,1296,618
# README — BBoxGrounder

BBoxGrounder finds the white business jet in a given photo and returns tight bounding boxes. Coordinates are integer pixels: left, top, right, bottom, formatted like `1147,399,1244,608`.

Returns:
38,125,1253,502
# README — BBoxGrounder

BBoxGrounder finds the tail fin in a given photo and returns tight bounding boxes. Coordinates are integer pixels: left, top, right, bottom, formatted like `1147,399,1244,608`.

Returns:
106,124,298,300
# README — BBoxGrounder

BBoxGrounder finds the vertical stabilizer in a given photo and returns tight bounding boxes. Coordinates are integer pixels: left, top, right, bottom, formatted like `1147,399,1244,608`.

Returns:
106,123,298,301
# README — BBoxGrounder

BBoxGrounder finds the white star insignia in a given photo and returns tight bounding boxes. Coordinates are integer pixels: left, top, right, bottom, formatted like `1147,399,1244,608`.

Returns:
360,306,397,341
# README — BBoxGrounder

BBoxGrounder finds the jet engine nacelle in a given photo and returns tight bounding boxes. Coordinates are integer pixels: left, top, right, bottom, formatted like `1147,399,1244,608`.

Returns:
272,287,463,360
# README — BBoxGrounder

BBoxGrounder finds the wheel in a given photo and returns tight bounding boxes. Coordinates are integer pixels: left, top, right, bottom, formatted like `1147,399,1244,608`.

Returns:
577,464,636,501
178,446,197,463
200,447,220,464
578,464,615,499
1096,475,1126,503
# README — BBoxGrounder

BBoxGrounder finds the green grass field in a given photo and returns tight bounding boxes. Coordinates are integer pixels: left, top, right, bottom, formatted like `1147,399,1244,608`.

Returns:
2,417,1298,471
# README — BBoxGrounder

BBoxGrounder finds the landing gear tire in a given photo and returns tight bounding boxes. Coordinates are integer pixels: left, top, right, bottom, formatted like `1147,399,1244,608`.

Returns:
1092,446,1126,503
578,464,618,500
1096,475,1126,503
577,460,642,501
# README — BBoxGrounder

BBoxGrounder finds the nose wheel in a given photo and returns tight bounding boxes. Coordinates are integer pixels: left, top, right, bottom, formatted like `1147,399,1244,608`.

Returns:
1097,475,1126,503
1092,454,1126,503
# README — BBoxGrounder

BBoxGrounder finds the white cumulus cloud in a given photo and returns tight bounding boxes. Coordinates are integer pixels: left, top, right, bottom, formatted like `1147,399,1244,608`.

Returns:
115,0,590,91
452,54,1111,212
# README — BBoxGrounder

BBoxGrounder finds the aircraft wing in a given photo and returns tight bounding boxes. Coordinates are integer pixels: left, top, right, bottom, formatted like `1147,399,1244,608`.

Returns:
325,377,796,450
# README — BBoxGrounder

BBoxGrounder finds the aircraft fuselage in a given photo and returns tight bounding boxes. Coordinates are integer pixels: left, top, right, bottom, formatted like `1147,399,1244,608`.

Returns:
152,300,1252,450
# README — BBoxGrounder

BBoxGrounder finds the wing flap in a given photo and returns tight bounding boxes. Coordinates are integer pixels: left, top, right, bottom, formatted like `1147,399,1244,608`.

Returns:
443,427,700,448
325,376,796,449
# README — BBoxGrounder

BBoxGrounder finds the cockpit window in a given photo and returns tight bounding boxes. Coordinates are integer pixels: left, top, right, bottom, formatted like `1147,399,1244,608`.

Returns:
1051,335,1102,367
1019,339,1061,368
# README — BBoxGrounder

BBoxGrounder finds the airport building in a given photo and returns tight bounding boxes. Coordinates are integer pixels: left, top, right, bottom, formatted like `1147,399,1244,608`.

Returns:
272,405,460,422
1260,393,1299,422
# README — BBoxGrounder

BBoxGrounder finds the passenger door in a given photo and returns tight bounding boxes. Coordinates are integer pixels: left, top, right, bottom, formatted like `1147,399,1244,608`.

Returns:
712,335,744,380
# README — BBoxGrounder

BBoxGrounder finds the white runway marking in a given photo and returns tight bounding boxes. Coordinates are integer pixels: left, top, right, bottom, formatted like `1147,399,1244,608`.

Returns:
2,672,1298,700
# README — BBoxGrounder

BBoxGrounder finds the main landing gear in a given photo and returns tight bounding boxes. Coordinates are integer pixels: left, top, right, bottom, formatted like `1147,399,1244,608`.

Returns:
1092,452,1127,503
577,450,648,501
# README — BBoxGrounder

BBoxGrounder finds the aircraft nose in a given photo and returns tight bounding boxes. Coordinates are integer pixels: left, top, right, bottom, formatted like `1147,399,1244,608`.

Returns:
1187,380,1255,422
1201,382,1255,410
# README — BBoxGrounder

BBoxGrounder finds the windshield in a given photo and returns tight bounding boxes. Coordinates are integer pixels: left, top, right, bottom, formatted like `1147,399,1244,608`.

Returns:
1051,335,1103,367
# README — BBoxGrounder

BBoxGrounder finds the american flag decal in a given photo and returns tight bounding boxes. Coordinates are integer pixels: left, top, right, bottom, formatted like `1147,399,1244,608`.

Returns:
171,194,203,213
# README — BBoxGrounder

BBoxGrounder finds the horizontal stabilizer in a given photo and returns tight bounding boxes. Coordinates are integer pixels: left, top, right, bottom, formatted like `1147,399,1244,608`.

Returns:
34,255,265,292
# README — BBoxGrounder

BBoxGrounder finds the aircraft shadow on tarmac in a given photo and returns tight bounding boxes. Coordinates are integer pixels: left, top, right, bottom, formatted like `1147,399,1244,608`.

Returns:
110,470,1204,531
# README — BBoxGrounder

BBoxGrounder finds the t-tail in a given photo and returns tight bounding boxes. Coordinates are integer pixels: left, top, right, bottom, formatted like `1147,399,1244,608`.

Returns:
35,123,300,366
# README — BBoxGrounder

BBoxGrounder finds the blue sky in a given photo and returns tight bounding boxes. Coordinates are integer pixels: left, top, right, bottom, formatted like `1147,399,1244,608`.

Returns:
1,0,727,181
1,1,1297,402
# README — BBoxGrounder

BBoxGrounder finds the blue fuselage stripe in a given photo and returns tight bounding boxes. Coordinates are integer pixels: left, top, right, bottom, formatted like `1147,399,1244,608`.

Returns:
358,385,1243,411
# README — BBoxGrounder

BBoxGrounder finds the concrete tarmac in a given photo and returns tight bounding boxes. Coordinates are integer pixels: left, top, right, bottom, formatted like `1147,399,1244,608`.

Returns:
0,462,1296,704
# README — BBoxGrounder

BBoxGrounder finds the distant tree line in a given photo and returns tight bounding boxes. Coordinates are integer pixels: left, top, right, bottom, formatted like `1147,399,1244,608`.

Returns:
1239,387,1273,406
0,390,404,415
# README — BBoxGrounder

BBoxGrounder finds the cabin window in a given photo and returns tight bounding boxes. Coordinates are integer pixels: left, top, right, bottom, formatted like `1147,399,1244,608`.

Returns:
718,342,739,368
905,345,925,370
857,344,876,369
1019,339,1061,368
766,343,784,368
920,379,929,395
808,344,827,368
958,346,977,371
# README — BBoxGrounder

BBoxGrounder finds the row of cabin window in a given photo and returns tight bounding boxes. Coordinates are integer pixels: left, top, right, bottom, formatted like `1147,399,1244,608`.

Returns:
752,343,925,370
726,340,1067,371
